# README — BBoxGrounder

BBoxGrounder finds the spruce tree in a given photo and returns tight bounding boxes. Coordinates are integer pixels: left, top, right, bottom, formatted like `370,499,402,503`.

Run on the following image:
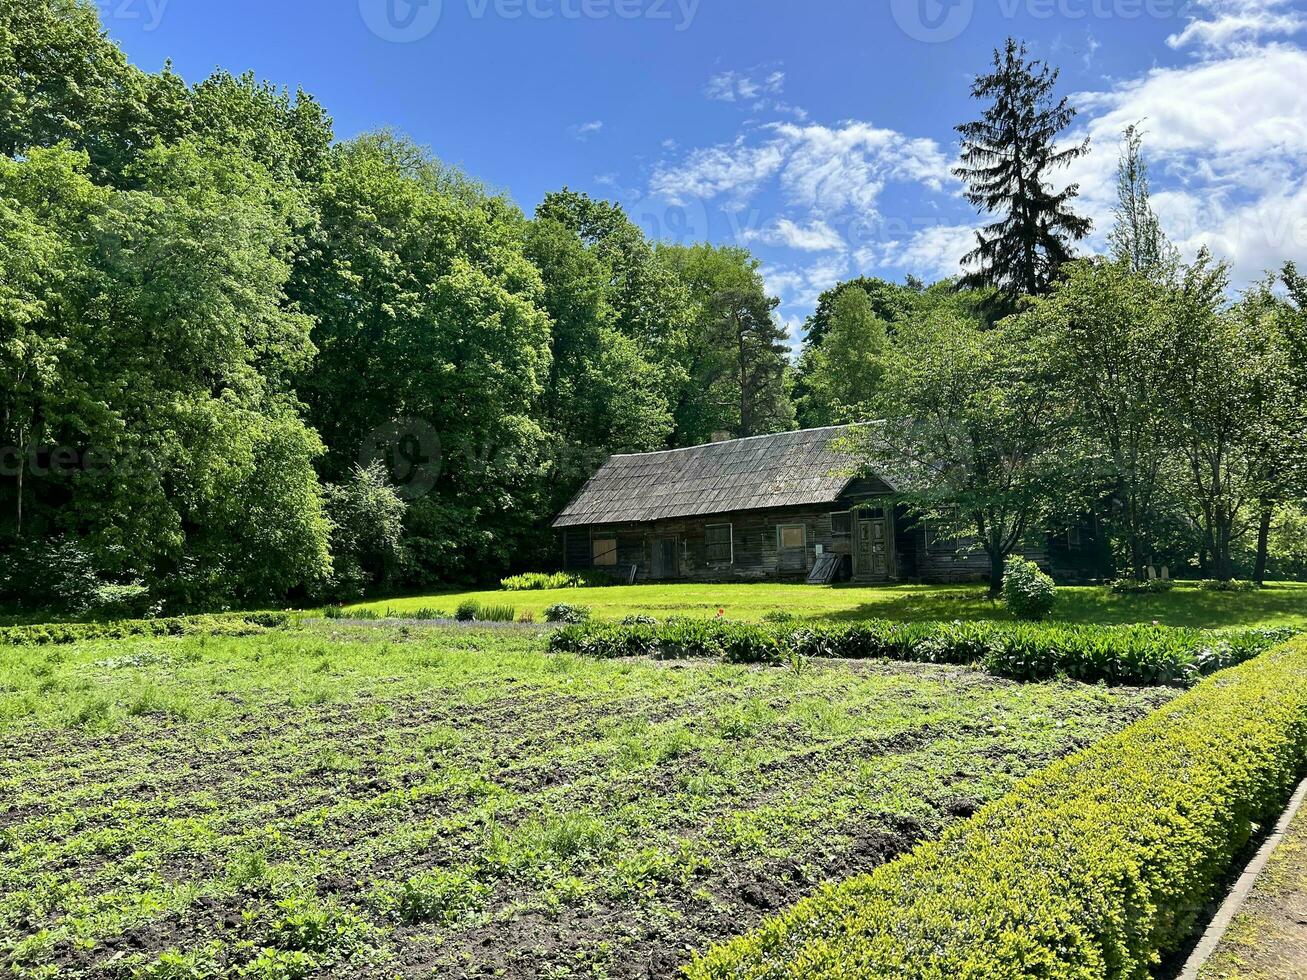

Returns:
1110,124,1179,276
955,39,1091,297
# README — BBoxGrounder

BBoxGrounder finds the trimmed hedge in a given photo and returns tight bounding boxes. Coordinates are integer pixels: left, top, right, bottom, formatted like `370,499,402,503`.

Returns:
686,636,1307,980
548,619,1299,687
0,612,291,647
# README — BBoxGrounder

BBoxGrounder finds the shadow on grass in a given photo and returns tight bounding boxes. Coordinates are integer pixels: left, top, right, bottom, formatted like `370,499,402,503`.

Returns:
823,583,1307,629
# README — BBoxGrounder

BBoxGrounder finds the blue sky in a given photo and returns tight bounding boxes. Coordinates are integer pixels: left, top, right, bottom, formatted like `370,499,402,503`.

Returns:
103,0,1307,343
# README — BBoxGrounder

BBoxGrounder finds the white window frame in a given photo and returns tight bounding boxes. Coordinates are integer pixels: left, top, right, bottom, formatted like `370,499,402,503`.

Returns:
592,536,618,567
704,523,734,566
777,524,807,551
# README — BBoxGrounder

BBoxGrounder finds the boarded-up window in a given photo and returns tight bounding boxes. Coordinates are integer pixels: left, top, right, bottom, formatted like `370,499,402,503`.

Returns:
592,537,618,566
830,512,852,537
705,524,733,565
778,525,806,551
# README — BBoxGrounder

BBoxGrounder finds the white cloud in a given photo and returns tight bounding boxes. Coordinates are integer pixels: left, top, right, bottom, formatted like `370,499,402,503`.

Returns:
706,68,786,103
568,120,604,141
649,139,788,204
1069,43,1307,283
1167,0,1307,51
650,121,951,219
742,218,846,252
872,224,979,282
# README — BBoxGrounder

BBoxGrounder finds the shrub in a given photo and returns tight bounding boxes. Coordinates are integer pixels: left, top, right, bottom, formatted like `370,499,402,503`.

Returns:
1001,557,1057,621
500,571,613,591
1199,579,1262,592
518,611,536,624
547,618,1298,688
1108,578,1177,595
478,604,516,623
0,612,291,647
686,636,1307,980
544,603,591,624
321,461,408,600
455,601,480,622
619,615,659,626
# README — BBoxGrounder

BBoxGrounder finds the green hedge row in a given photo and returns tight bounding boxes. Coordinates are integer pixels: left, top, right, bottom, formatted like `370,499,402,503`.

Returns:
548,618,1299,686
0,611,291,646
686,636,1307,980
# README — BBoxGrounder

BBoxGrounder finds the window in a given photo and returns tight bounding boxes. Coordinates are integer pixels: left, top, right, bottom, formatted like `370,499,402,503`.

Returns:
592,537,618,567
1066,526,1083,552
830,512,852,537
924,523,959,552
778,524,807,551
705,524,734,565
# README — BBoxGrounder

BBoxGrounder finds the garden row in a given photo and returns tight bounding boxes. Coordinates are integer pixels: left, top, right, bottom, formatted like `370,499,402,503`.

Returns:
0,612,291,646
548,617,1299,687
687,634,1307,979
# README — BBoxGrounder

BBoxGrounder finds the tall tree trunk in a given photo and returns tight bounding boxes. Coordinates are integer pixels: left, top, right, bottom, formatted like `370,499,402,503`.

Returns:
1254,501,1273,586
986,533,1006,599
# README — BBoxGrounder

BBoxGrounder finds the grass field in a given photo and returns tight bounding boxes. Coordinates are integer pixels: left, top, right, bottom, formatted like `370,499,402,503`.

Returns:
0,620,1175,979
349,580,1307,630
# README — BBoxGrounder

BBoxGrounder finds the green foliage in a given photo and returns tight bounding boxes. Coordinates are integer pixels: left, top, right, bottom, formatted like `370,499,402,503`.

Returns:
322,462,408,600
549,617,1298,687
794,286,887,426
1199,579,1262,593
0,611,289,646
657,242,795,440
500,571,612,591
449,600,516,623
862,309,1075,596
1001,557,1057,621
955,38,1091,296
544,603,591,624
478,604,517,623
687,636,1307,979
1108,578,1176,595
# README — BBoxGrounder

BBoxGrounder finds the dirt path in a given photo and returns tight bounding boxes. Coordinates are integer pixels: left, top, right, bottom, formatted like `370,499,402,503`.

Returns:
1201,795,1307,979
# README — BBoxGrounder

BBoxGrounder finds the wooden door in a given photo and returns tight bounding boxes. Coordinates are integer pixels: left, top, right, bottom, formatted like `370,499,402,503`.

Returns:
856,519,889,579
650,537,678,580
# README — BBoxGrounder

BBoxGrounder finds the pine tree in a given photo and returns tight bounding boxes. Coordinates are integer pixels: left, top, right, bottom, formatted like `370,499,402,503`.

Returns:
955,39,1091,297
1109,125,1179,276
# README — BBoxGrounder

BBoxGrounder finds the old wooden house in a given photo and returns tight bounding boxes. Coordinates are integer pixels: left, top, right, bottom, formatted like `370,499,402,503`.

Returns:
553,425,1105,585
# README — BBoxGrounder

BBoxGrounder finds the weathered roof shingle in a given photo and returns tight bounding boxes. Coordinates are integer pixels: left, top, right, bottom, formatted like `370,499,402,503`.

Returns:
553,425,878,528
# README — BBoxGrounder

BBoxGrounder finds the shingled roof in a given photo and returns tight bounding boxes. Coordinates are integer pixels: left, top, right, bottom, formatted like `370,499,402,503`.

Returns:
553,425,881,528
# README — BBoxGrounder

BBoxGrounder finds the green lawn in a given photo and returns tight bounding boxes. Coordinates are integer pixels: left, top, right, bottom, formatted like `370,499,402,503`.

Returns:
0,620,1173,979
350,580,1307,630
